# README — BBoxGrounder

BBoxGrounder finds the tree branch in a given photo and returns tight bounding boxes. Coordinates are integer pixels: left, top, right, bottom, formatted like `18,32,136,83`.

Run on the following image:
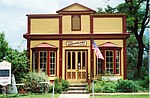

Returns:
140,0,149,36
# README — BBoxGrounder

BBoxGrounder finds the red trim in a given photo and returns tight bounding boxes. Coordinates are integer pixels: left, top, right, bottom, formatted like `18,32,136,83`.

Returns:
90,39,94,78
59,40,62,79
71,15,81,31
27,14,59,18
93,14,125,18
114,50,116,74
23,33,130,40
56,3,96,13
27,39,30,62
120,50,122,76
90,15,93,34
59,16,62,34
27,17,30,34
123,15,126,33
47,51,50,76
123,39,127,79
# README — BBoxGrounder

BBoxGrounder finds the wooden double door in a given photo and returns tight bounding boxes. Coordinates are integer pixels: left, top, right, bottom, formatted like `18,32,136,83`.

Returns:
66,50,87,82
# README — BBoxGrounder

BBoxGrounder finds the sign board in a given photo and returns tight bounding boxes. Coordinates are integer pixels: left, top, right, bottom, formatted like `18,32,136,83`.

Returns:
0,60,11,86
66,40,87,46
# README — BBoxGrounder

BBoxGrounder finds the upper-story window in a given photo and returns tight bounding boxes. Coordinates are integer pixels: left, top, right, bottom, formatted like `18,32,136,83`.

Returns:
71,15,81,31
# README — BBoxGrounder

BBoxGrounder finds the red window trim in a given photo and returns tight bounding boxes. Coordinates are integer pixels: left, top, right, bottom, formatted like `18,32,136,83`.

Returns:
32,48,58,76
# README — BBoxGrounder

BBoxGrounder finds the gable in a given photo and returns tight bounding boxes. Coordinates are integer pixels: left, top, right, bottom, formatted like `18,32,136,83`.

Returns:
57,3,96,13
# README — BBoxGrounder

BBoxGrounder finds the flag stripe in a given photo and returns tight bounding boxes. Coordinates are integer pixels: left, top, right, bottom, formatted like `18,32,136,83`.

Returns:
92,40,104,60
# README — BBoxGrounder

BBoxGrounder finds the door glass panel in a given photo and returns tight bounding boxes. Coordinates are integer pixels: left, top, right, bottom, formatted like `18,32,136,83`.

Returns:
82,52,86,69
78,52,81,69
67,52,71,69
72,52,75,69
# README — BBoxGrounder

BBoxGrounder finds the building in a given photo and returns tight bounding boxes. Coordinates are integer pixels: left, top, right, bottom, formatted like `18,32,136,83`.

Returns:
23,3,129,83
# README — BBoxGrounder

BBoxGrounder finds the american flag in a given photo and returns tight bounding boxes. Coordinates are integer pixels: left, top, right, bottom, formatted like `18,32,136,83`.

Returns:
92,40,104,60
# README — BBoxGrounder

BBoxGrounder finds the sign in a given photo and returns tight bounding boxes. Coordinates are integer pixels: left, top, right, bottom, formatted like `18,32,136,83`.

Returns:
0,60,11,86
67,40,87,46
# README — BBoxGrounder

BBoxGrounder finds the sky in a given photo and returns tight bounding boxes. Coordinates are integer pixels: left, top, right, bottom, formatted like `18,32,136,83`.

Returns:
0,0,125,51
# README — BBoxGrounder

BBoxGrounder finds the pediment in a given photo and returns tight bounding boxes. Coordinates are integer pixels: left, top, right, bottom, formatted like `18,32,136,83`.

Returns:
57,3,96,14
32,42,57,48
98,42,118,47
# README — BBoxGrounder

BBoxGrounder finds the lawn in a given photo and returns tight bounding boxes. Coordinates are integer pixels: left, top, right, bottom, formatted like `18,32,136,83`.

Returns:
90,94,149,98
0,93,60,98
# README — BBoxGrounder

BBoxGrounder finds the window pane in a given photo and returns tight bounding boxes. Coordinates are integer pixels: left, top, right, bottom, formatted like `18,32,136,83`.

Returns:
116,51,120,74
50,51,56,76
40,51,47,72
82,52,85,69
78,52,81,69
67,52,71,69
105,50,113,75
72,52,75,69
32,51,38,71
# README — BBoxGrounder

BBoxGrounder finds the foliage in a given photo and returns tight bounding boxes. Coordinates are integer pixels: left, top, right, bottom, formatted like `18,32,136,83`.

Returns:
116,79,141,92
89,81,116,93
61,79,69,91
48,78,69,93
97,0,149,78
0,32,9,61
0,32,29,82
21,71,49,93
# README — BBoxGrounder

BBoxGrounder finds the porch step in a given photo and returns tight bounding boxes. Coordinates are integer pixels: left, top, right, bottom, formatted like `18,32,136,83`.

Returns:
63,83,88,94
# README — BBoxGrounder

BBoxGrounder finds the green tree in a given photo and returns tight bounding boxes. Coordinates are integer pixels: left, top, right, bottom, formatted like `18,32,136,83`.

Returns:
0,32,9,61
97,0,149,76
0,32,29,81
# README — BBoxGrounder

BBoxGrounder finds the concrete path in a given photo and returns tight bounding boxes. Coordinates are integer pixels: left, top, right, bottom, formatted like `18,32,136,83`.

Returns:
58,94,90,98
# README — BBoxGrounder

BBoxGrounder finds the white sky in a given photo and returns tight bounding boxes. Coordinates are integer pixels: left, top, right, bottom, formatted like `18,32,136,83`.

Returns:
0,0,125,51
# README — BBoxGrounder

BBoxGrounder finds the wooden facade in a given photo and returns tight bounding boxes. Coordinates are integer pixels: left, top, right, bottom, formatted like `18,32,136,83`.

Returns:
23,3,129,83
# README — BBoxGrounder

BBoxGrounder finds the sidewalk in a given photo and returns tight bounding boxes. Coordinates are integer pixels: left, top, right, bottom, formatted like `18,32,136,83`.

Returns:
58,94,90,98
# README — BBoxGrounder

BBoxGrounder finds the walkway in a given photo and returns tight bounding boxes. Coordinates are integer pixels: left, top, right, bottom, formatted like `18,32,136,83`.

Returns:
58,94,90,98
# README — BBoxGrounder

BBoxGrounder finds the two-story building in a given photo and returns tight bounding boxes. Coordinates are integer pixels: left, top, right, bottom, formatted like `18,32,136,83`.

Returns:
23,3,129,83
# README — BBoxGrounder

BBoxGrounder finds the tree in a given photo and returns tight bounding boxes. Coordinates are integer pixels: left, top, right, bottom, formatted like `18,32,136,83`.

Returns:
117,0,149,73
0,32,9,61
97,0,149,75
0,32,29,81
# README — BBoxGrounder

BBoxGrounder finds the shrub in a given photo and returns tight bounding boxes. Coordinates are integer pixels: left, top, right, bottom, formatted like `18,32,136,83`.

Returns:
88,81,116,93
61,80,69,91
21,71,49,93
54,78,62,93
102,82,116,93
116,79,140,92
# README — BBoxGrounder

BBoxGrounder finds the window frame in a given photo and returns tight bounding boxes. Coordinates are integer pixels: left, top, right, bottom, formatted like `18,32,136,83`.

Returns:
96,47,122,76
32,46,58,77
71,15,81,31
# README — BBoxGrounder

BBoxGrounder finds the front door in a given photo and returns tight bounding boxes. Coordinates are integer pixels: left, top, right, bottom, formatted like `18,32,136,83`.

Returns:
66,50,87,82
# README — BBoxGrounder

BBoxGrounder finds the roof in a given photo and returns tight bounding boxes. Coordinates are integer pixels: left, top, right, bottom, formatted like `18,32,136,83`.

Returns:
56,3,96,14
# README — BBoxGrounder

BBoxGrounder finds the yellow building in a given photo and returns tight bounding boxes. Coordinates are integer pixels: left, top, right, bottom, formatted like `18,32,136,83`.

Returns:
23,3,129,83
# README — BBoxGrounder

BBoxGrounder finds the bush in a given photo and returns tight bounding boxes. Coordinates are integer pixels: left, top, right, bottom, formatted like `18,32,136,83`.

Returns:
21,71,49,93
116,79,140,92
89,81,116,93
61,80,69,91
137,76,149,91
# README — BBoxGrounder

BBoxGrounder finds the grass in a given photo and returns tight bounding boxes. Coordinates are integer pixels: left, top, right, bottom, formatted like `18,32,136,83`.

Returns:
90,94,149,98
0,93,60,98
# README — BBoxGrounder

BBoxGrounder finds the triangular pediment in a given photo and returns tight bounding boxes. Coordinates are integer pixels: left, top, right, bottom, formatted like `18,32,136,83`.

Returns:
98,42,118,47
33,43,57,48
57,3,96,14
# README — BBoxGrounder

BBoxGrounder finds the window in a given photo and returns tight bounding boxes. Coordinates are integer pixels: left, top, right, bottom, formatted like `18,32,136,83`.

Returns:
32,43,58,76
106,50,114,74
50,51,56,76
72,15,81,31
97,59,103,74
40,51,47,72
116,51,120,74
